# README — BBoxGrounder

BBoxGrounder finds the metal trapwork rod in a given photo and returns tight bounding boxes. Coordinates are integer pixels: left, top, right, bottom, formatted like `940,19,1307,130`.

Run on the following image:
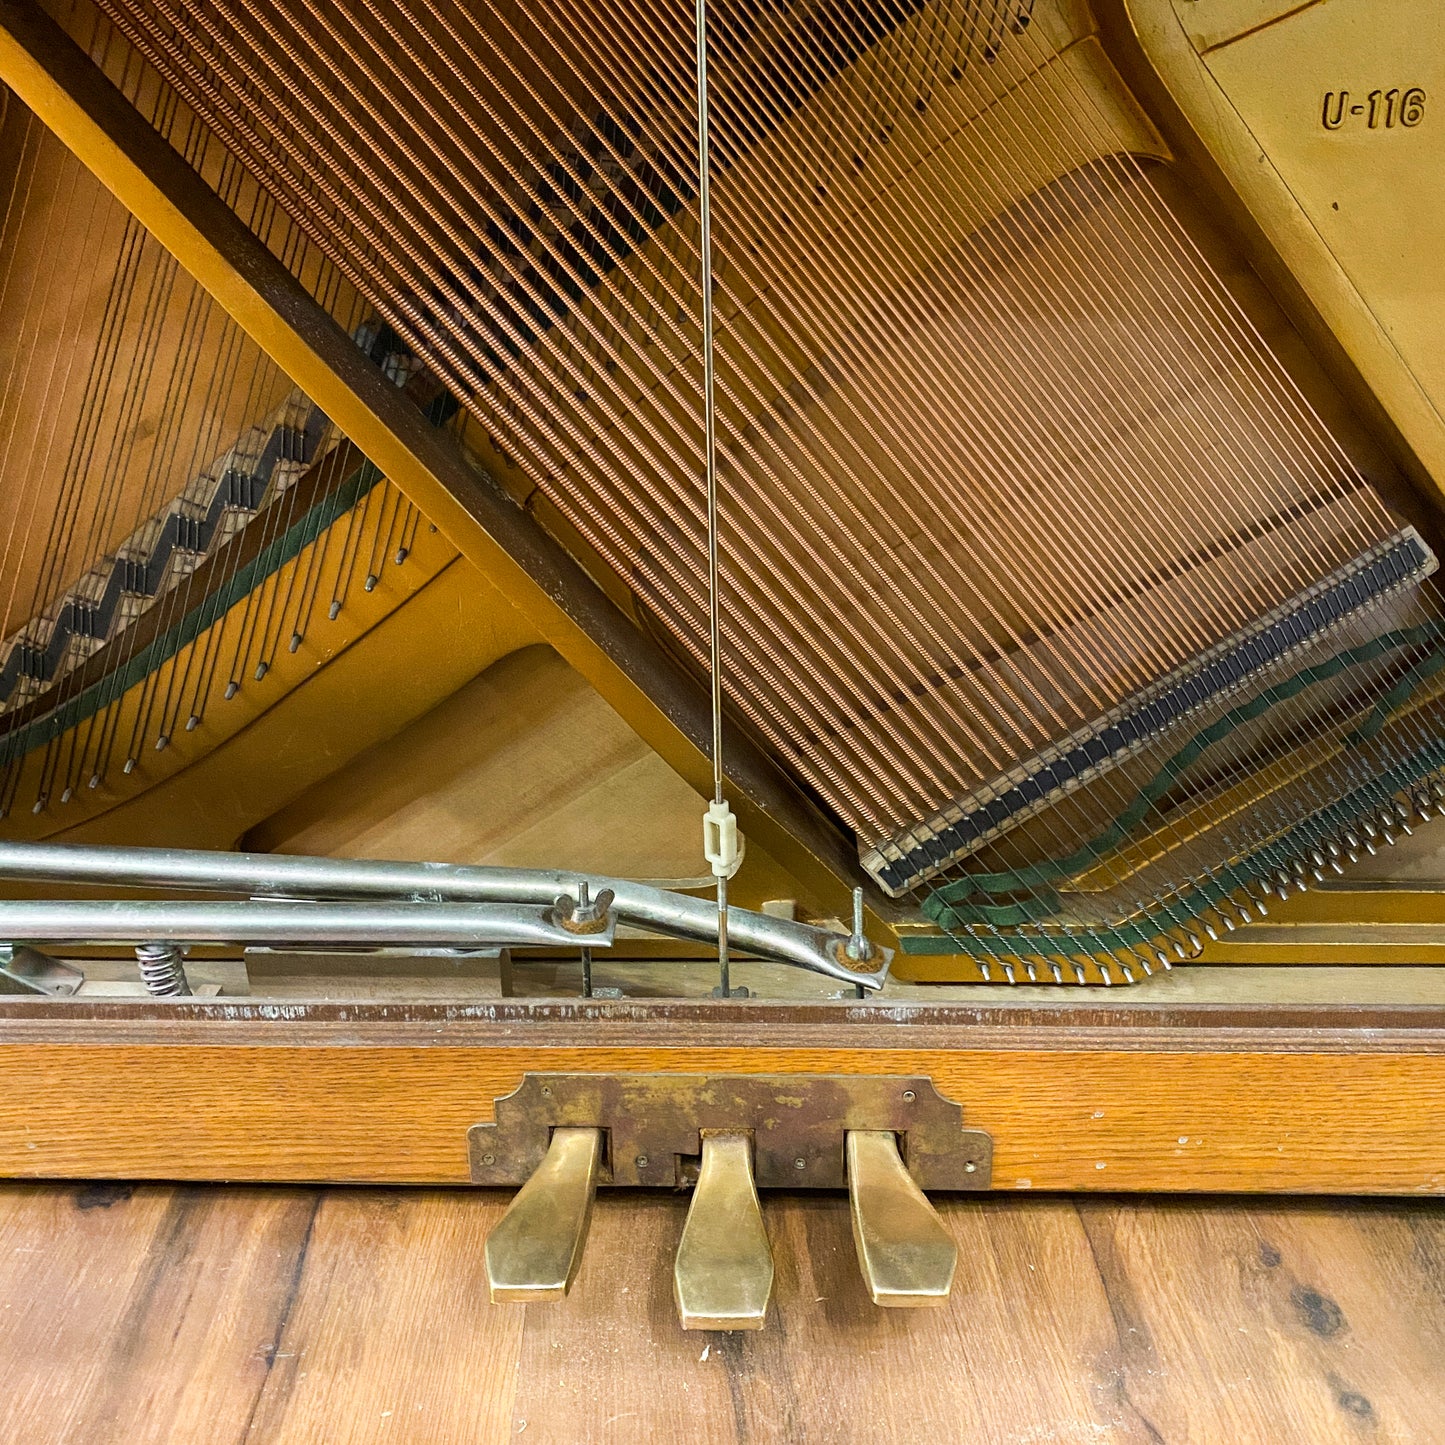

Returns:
0,842,890,988
0,899,612,950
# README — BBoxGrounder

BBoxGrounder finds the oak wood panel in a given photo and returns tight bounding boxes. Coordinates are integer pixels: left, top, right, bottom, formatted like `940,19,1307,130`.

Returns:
2,1184,1443,1442
0,1037,1442,1192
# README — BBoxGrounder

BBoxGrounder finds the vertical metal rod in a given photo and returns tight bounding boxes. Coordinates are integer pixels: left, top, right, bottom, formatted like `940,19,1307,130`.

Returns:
850,886,867,997
579,879,594,997
693,0,729,995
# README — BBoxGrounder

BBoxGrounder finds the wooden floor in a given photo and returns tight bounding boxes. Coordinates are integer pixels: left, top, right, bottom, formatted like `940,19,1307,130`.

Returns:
1,1184,1442,1443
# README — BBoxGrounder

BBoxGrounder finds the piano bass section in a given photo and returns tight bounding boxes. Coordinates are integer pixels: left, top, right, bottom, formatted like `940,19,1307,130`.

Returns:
0,0,1439,1318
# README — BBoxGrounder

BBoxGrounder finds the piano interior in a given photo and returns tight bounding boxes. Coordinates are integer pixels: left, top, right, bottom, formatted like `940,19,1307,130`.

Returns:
0,0,1441,1324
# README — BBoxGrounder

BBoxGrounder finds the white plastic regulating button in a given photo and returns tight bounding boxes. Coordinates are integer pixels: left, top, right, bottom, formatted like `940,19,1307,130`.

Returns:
703,799,741,879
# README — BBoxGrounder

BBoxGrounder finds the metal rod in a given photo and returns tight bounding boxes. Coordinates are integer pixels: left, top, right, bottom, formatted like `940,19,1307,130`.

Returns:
692,0,730,997
0,841,891,988
0,897,612,950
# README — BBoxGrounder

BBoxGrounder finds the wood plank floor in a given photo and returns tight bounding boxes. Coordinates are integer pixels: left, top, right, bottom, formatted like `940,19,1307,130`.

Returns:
0,1185,1441,1443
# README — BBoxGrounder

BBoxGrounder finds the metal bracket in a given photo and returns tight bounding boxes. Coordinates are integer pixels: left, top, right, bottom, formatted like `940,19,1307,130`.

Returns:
468,1074,992,1190
0,944,82,997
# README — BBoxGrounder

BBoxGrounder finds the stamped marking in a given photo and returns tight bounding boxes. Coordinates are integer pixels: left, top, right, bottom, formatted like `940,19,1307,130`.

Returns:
1322,88,1426,131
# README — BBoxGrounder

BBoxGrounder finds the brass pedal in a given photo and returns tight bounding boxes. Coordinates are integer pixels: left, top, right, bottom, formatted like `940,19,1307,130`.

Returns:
846,1130,957,1307
471,1074,990,1325
673,1133,774,1330
485,1125,602,1302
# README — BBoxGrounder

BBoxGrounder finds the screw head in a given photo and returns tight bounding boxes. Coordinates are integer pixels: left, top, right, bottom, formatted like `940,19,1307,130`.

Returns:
902,1089,916,1103
481,1153,496,1166
964,1160,977,1174
635,1155,649,1169
540,1085,552,1096
794,1157,807,1170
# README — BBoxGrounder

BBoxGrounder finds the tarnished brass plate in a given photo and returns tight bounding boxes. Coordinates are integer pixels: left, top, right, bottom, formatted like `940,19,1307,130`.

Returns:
468,1074,992,1190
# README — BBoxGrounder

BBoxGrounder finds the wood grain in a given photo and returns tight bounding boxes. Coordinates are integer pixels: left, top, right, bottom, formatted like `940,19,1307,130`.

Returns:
0,1030,1442,1192
1,1184,1442,1442
1075,1197,1445,1443
242,1189,521,1444
0,1182,317,1443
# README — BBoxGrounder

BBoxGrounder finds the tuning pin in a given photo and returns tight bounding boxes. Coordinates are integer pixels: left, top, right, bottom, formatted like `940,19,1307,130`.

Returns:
674,1134,773,1330
485,1126,603,1303
1049,962,1063,984
846,1131,957,1308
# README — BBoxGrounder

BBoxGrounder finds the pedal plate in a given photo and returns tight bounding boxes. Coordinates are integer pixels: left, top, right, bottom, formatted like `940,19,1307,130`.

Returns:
468,1073,992,1190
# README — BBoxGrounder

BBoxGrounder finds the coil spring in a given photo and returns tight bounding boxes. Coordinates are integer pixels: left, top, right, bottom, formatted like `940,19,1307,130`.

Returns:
135,941,191,998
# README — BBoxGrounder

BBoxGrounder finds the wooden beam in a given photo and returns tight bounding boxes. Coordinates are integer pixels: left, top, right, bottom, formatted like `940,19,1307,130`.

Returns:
0,0,869,919
1,1000,1442,1192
